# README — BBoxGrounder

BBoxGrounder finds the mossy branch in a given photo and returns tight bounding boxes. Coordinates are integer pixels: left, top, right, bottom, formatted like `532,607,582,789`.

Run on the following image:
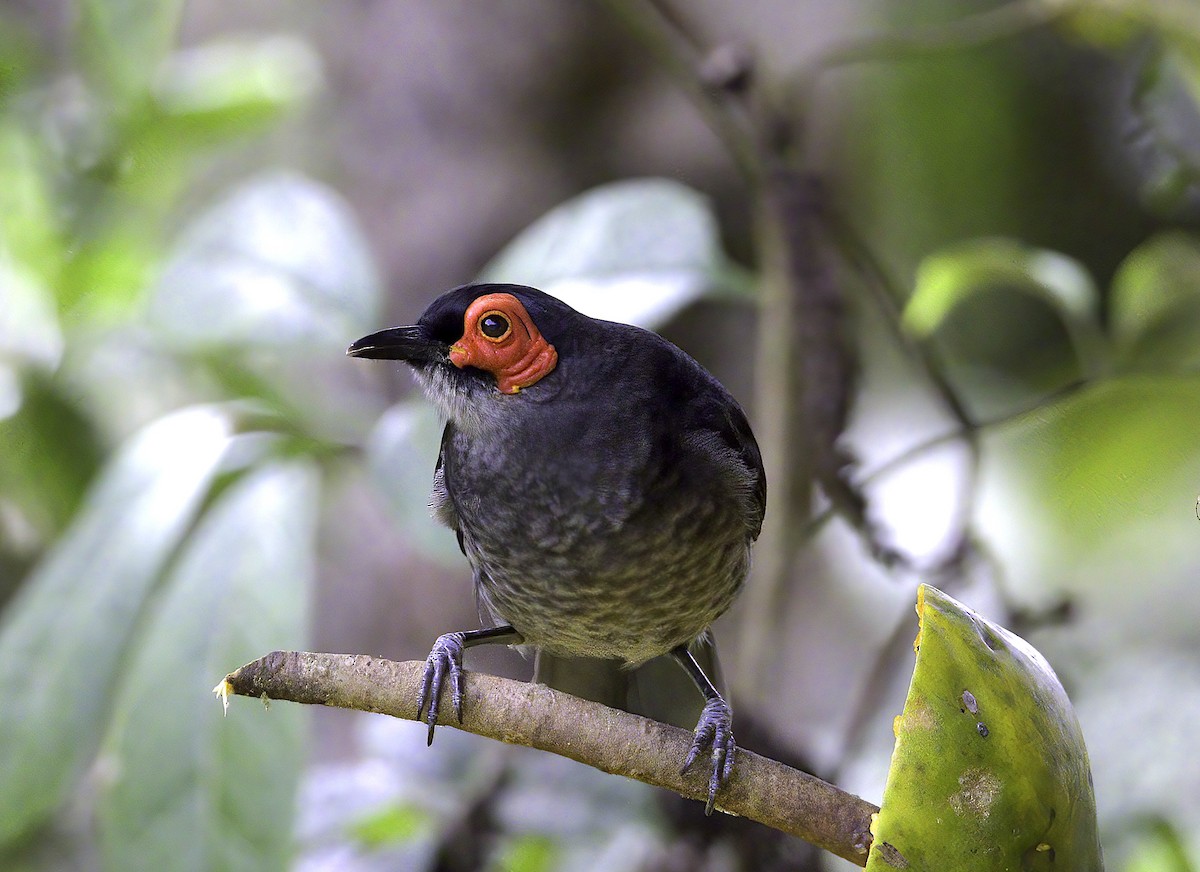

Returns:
216,650,877,866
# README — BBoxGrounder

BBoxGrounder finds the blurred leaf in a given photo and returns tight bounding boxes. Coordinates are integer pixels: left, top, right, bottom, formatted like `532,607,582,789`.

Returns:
79,0,186,100
1130,45,1200,213
846,1,1032,267
102,36,322,210
97,460,317,872
1122,820,1193,872
365,401,462,567
349,804,434,848
481,178,744,329
1058,7,1142,50
0,256,62,368
0,123,62,287
1053,0,1200,54
0,406,232,847
1110,231,1200,371
868,585,1103,871
1007,374,1200,545
58,227,159,320
147,171,380,351
906,238,1107,378
152,36,322,139
0,12,37,103
0,372,104,545
1060,0,1200,209
491,835,559,872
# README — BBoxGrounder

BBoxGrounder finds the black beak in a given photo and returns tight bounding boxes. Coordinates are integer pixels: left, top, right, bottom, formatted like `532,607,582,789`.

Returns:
347,326,448,363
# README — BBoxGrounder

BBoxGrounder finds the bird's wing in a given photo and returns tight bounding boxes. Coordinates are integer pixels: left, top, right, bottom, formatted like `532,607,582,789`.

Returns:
721,402,767,541
430,422,465,555
685,394,767,542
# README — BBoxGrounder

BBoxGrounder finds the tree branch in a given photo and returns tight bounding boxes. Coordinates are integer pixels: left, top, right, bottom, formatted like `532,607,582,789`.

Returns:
216,651,877,866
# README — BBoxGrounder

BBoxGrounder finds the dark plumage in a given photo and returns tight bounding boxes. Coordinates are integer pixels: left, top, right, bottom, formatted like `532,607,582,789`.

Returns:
349,282,765,813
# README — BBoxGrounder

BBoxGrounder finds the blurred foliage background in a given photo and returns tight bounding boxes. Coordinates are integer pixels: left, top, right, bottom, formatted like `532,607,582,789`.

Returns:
1,1,1198,870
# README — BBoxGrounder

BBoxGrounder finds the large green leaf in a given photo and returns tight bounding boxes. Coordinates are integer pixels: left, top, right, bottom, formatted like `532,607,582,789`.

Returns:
481,178,747,329
868,585,1103,871
1004,374,1200,546
147,171,381,352
906,238,1107,379
97,461,317,872
0,406,232,847
1109,231,1200,372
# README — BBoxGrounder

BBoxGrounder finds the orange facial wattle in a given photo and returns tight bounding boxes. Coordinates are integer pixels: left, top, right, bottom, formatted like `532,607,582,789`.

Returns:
449,293,558,394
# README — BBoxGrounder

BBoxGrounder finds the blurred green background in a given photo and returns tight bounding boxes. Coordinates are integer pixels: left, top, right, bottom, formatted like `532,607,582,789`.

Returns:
1,1,1198,870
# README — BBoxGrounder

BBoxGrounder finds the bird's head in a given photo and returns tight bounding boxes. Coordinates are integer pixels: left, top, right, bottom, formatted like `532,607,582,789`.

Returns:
349,283,583,425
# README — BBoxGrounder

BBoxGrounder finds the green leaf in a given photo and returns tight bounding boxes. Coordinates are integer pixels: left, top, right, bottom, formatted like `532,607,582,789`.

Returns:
1121,820,1193,872
0,371,104,545
0,123,63,288
79,0,186,100
365,401,462,567
0,406,232,847
57,228,160,322
906,238,1107,378
0,256,62,368
349,804,434,848
481,178,744,329
108,37,322,207
491,835,559,872
1058,0,1200,59
868,585,1103,871
1110,231,1200,372
152,36,322,137
147,171,381,351
97,460,317,872
1003,374,1200,546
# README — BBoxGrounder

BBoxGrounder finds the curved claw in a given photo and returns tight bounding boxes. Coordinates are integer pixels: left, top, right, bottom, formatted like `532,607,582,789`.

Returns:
415,632,466,745
680,696,736,815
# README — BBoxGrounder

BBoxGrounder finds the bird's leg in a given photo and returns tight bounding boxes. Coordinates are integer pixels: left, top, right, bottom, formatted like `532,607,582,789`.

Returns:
417,624,523,745
670,643,736,815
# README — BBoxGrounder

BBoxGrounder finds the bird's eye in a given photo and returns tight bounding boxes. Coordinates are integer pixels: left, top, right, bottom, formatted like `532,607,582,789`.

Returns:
478,311,511,342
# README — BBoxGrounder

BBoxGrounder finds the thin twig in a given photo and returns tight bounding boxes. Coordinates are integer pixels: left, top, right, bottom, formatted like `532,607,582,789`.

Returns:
216,651,878,866
823,206,975,432
596,0,761,182
803,376,1092,542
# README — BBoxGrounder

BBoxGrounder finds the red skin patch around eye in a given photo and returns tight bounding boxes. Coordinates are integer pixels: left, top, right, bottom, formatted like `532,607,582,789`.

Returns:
449,293,558,393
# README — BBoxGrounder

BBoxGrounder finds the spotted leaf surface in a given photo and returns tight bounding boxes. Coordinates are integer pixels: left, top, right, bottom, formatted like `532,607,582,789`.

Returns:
867,585,1103,871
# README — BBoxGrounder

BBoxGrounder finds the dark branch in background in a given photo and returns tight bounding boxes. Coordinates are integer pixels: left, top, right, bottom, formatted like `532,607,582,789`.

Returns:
598,0,901,698
597,0,760,181
216,652,877,867
821,205,982,573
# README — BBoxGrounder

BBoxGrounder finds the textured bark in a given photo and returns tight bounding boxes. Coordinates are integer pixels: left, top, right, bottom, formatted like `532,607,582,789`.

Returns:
217,651,876,866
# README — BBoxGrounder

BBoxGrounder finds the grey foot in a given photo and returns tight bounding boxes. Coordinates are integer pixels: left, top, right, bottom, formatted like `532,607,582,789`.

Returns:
680,696,736,815
416,632,466,745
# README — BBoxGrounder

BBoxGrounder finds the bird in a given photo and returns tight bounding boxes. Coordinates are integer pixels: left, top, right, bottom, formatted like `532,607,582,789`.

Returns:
348,282,765,813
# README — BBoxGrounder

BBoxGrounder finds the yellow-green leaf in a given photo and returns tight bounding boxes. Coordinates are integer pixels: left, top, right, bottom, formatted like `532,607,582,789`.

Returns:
906,238,1106,380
